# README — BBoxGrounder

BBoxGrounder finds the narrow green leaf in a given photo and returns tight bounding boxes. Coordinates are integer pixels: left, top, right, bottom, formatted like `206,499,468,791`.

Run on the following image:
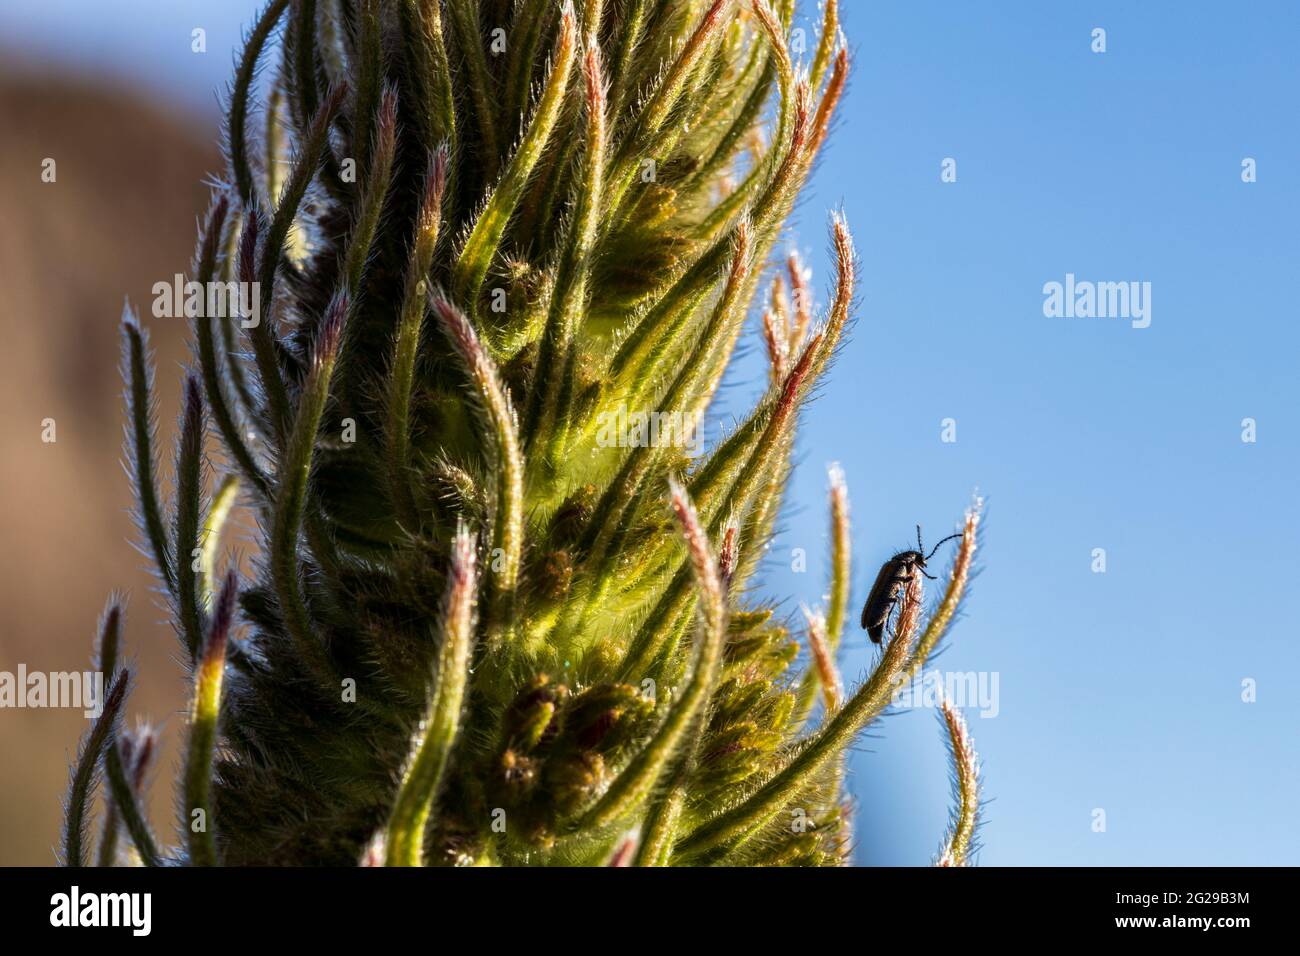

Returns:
175,376,206,662
251,83,347,443
453,4,578,319
199,473,241,611
103,730,160,868
387,149,449,529
291,0,321,134
63,671,128,867
570,480,726,831
193,195,268,499
342,84,398,300
185,571,236,866
528,37,609,460
399,0,457,157
385,522,477,866
351,0,383,177
793,464,850,722
936,691,981,867
121,315,174,594
227,0,291,205
446,0,501,175
429,295,523,624
270,294,347,682
605,0,648,129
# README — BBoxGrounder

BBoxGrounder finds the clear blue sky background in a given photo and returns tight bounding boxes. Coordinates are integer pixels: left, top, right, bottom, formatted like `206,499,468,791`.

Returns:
4,1,1297,865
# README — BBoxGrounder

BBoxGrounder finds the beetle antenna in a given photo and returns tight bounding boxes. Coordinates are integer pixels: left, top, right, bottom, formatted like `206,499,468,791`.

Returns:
916,525,923,552
924,532,962,562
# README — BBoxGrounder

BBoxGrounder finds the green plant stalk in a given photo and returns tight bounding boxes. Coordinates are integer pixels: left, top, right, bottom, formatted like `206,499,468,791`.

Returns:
387,149,448,529
192,198,268,497
446,0,501,173
228,0,291,205
342,86,397,301
200,474,241,610
175,377,205,661
793,463,850,723
122,319,174,594
185,572,236,866
63,672,128,867
92,603,125,867
528,40,608,464
250,84,345,443
270,295,347,682
90,602,161,868
103,734,159,868
937,693,981,867
430,295,523,625
385,523,477,866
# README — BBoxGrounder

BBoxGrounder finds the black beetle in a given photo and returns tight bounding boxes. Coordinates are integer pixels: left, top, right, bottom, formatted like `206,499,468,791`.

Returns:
860,526,961,644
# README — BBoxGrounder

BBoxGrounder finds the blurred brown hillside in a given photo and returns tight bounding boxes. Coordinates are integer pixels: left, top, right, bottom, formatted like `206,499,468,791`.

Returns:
0,69,219,865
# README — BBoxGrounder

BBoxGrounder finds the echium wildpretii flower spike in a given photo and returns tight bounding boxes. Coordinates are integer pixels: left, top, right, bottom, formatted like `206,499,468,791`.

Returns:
65,0,988,867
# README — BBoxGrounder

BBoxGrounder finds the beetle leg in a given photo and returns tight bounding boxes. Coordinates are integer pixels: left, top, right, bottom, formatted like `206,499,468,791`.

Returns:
884,599,899,644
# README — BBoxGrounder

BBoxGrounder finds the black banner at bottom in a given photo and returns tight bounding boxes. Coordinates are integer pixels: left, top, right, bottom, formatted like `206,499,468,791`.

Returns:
0,866,1276,942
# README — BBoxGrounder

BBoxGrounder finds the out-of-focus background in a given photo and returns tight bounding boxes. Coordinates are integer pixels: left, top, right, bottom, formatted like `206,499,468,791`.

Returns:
2,1,1298,866
0,9,229,861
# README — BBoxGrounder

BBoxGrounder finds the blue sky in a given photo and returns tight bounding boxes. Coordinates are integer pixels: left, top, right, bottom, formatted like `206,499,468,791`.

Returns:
5,1,1297,865
768,0,1300,865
